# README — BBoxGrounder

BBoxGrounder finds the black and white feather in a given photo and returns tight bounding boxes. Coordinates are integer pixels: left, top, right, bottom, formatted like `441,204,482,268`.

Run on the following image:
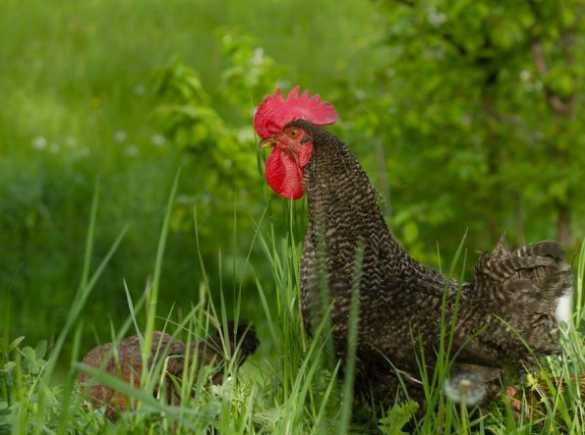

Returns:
291,119,573,406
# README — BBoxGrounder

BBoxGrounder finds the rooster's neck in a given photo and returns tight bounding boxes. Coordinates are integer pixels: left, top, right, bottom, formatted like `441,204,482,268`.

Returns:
300,125,406,262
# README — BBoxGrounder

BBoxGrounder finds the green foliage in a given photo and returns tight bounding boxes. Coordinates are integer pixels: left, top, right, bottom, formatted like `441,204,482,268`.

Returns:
353,0,585,258
152,30,276,208
378,400,419,435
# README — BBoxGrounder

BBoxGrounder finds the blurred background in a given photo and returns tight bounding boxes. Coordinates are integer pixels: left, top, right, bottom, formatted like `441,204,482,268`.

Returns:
1,0,584,357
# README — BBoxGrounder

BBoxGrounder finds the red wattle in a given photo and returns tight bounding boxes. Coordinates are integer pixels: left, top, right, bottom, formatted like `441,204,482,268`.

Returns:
265,148,304,200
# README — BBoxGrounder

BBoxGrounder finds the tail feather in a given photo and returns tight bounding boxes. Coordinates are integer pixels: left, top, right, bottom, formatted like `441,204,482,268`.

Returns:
475,239,572,312
513,240,565,260
469,238,573,360
480,256,556,281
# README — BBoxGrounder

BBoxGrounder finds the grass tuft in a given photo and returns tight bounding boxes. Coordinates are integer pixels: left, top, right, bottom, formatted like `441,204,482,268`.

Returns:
2,194,585,433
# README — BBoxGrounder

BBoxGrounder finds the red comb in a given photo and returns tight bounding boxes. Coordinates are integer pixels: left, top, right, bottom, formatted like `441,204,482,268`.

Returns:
254,86,337,139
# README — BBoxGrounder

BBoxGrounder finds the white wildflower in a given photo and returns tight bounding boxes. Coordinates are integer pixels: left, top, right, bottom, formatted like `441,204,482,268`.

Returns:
125,145,139,157
443,373,487,407
236,127,255,143
354,89,367,100
251,48,264,66
151,134,166,147
114,130,127,143
32,136,47,150
428,7,447,27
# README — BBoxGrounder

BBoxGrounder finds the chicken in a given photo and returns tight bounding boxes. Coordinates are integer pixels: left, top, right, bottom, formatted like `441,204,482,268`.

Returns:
254,87,573,407
78,323,257,418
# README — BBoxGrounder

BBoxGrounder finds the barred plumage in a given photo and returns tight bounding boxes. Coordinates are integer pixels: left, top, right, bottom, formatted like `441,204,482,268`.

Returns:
291,119,573,406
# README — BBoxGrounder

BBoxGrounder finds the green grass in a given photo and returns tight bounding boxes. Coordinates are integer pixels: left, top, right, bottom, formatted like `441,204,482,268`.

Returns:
0,0,383,350
1,183,585,434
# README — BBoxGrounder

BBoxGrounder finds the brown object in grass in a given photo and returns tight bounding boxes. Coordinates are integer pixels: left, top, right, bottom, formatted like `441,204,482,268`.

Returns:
78,323,257,419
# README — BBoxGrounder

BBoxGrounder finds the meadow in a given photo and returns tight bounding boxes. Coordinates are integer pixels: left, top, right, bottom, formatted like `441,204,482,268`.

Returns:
1,0,585,433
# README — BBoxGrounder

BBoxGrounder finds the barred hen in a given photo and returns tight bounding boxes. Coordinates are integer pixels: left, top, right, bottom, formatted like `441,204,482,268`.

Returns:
79,323,257,418
254,87,573,407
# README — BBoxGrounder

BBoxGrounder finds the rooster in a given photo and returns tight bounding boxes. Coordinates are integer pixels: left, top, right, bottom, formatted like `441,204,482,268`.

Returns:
254,87,573,407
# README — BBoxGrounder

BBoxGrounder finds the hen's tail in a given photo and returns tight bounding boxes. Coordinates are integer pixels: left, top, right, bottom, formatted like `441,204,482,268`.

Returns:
471,239,573,357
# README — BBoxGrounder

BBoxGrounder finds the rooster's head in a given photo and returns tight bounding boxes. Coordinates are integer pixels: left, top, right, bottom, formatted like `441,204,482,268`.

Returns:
254,87,337,200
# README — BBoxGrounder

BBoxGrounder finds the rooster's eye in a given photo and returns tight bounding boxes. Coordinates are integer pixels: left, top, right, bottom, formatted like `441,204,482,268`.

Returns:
289,128,298,139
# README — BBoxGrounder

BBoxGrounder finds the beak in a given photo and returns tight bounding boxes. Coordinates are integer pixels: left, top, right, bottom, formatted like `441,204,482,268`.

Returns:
259,137,275,149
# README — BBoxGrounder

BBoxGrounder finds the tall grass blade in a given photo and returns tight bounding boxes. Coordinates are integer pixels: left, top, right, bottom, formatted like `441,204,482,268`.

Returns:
142,168,181,390
44,189,128,380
